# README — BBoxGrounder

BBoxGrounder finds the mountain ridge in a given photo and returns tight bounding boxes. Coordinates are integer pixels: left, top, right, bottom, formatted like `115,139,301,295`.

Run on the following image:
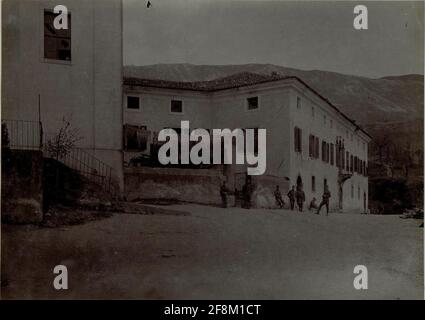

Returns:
124,63,424,130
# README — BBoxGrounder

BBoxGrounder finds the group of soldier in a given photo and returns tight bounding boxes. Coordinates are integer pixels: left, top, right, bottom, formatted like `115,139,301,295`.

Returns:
220,179,331,215
275,184,331,215
220,178,254,209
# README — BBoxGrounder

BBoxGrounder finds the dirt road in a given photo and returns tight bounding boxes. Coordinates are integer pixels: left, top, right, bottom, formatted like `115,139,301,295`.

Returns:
1,205,423,299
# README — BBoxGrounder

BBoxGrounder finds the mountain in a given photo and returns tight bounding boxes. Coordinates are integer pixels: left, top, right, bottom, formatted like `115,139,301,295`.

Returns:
124,63,424,128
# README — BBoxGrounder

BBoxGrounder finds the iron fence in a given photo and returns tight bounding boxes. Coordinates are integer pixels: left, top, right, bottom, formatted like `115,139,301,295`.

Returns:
2,119,43,150
54,147,113,192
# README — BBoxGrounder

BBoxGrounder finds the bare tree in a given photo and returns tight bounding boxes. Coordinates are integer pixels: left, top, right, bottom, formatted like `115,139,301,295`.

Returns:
46,118,82,160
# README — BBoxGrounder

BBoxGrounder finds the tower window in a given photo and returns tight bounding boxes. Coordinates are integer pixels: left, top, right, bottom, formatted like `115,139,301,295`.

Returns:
247,97,259,110
170,100,183,113
44,10,71,61
127,96,140,109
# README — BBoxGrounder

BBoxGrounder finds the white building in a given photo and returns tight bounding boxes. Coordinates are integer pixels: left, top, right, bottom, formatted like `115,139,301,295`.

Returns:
123,72,371,212
2,0,124,189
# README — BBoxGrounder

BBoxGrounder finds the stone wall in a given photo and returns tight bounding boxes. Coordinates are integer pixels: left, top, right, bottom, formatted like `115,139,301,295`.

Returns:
1,149,43,223
251,175,291,209
124,167,225,205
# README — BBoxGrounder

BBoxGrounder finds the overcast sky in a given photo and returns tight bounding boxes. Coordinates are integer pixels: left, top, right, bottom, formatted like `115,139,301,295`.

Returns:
123,0,424,78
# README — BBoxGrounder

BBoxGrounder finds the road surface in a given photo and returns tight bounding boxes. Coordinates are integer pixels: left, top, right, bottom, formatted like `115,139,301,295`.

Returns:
1,205,423,299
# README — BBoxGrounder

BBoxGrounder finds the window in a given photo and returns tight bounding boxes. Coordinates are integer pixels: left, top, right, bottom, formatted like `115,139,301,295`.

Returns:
294,127,302,153
330,120,333,129
312,107,315,118
312,176,316,192
327,143,330,163
330,143,334,165
322,141,329,162
336,143,340,167
44,10,71,61
346,152,349,171
354,156,357,172
309,134,314,157
351,184,354,198
358,186,361,199
171,100,183,113
315,136,319,159
123,125,149,151
323,115,327,125
297,97,301,109
247,97,259,110
127,96,140,110
350,155,354,172
309,134,320,159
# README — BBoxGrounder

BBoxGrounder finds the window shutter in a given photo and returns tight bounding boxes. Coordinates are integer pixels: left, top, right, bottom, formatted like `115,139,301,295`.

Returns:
315,137,319,158
299,128,302,153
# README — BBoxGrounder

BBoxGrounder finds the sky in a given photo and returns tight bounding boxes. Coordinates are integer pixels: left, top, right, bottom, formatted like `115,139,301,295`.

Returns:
123,0,424,78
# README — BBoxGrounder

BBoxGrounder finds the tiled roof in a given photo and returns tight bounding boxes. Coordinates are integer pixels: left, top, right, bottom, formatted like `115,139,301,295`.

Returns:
123,72,290,92
123,72,371,138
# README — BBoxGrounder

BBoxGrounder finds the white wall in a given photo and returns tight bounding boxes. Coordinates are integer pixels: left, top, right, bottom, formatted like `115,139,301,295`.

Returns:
123,87,213,132
288,85,369,213
124,84,292,179
2,0,123,188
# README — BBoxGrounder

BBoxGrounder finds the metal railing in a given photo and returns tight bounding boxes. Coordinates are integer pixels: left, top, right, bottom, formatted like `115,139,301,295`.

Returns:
2,119,43,150
2,118,114,192
53,147,113,192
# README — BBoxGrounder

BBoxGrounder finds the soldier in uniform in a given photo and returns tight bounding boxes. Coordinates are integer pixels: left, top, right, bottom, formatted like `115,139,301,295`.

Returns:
296,185,306,212
317,185,331,216
309,197,318,211
242,178,253,209
220,181,230,208
273,185,285,208
287,185,296,210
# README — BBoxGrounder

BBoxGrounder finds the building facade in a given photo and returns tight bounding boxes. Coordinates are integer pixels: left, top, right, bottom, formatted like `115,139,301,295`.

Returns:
2,0,124,189
123,73,371,212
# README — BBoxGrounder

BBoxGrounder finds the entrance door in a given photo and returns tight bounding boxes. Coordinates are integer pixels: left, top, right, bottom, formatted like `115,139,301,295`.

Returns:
296,175,303,190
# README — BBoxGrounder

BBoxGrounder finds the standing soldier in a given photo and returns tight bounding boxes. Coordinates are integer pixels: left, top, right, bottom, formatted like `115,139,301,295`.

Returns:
242,177,254,209
273,185,285,208
316,185,331,216
296,185,306,212
220,181,229,208
287,185,296,210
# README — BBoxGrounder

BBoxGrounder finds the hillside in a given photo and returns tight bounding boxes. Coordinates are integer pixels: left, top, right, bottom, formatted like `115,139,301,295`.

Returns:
124,63,424,128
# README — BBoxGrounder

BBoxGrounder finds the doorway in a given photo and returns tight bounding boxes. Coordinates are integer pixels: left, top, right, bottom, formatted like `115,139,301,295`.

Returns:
296,175,303,191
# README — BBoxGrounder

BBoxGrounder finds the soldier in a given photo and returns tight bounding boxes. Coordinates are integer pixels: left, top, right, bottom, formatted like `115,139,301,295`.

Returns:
287,185,296,210
296,185,306,212
220,181,229,208
309,197,318,211
273,185,285,208
317,185,331,216
242,178,253,209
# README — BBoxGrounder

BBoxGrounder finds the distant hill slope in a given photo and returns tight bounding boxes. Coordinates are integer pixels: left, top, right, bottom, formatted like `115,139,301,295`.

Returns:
124,63,423,128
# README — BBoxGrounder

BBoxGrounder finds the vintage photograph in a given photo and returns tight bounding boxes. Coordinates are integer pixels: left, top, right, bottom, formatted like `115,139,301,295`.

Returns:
1,0,423,300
